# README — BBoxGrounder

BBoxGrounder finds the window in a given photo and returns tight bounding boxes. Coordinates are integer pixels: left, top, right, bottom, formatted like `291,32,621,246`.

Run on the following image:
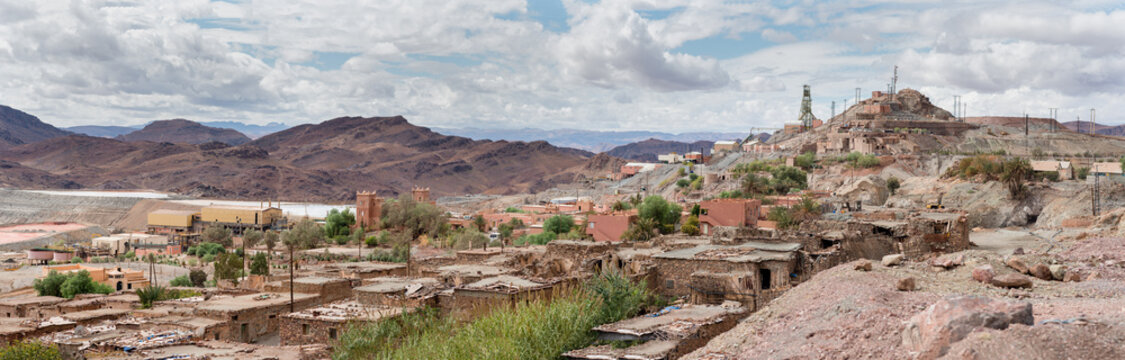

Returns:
214,333,220,340
759,268,772,290
127,283,132,290
302,324,310,335
269,314,276,319
329,328,337,339
232,315,238,321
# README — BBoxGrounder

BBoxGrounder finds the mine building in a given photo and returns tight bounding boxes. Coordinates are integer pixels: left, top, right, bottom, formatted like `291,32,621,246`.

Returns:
200,205,284,232
146,209,201,240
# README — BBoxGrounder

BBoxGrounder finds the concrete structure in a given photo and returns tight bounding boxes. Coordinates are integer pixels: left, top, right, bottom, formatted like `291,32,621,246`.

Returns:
200,205,283,231
1030,160,1073,180
44,264,149,291
146,210,199,236
698,199,761,235
280,301,406,346
355,191,384,230
586,213,636,242
194,292,319,343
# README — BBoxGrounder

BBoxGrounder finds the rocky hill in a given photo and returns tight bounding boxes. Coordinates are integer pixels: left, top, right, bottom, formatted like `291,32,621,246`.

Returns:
606,138,714,162
117,119,252,145
65,125,138,138
0,114,618,201
0,105,72,150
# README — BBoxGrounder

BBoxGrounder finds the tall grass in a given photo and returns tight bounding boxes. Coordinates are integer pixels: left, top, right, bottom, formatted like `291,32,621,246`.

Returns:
333,272,652,360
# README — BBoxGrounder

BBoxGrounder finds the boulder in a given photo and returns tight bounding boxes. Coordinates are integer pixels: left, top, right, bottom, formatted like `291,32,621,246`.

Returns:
990,274,1033,289
1063,270,1082,282
853,259,872,271
1048,265,1067,281
897,277,916,291
971,265,995,284
1086,271,1100,281
1029,264,1053,281
882,254,905,267
932,257,955,269
902,296,1033,359
1005,257,1029,274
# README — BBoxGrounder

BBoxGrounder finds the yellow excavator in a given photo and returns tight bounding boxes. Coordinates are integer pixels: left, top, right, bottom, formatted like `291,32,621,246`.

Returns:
926,192,945,209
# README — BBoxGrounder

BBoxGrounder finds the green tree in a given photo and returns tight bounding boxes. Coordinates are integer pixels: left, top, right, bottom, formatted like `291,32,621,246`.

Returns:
1000,158,1033,199
767,206,795,229
213,252,243,284
33,271,68,297
283,218,325,250
58,271,113,298
250,253,269,276
676,178,691,188
508,218,526,229
498,223,514,245
741,173,771,195
637,196,682,234
242,229,263,249
769,166,808,194
886,176,901,195
794,152,816,170
263,230,279,253
381,194,446,240
325,208,356,238
137,285,165,309
610,201,631,212
202,226,233,247
544,215,575,234
473,215,487,232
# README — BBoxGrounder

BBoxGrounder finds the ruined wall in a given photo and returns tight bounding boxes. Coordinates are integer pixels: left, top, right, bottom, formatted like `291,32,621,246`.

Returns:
653,258,794,298
280,317,347,346
196,296,320,343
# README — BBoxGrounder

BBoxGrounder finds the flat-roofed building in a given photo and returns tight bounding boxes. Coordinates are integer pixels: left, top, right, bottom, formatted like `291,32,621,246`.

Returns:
146,209,200,236
194,292,320,343
200,205,283,231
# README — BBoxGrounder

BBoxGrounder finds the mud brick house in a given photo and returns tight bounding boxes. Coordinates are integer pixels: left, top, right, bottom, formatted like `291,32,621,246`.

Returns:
565,303,747,360
446,275,556,320
194,292,319,343
864,212,970,257
585,213,636,242
652,242,802,304
697,198,762,235
0,296,66,319
0,317,75,345
265,277,353,304
427,264,513,286
355,191,384,230
280,301,406,346
355,277,443,307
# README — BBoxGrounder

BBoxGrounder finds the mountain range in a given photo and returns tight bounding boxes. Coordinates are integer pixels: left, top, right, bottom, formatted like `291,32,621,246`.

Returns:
433,127,746,152
66,121,290,139
116,119,251,145
0,105,622,200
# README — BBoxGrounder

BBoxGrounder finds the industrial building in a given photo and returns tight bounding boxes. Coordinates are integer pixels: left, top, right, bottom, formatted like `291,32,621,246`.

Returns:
200,205,284,232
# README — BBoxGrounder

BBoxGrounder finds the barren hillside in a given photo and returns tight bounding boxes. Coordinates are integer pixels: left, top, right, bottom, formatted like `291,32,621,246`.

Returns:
0,105,71,150
117,119,252,145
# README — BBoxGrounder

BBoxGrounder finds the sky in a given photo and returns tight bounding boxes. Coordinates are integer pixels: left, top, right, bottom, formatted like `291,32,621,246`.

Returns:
0,0,1123,133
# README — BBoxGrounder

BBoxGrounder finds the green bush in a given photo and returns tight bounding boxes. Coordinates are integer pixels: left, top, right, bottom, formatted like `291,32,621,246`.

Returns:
137,285,165,309
676,179,691,188
681,215,700,236
189,269,207,287
514,231,557,246
325,208,356,238
0,340,62,360
886,176,901,195
794,152,816,170
637,196,682,234
187,242,225,258
170,275,192,287
213,253,243,284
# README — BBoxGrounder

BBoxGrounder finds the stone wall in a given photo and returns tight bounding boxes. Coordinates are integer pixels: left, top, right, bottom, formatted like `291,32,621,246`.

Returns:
653,258,794,299
280,317,347,346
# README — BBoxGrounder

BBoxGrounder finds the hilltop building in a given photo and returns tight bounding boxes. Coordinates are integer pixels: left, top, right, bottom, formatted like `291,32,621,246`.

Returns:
355,191,384,230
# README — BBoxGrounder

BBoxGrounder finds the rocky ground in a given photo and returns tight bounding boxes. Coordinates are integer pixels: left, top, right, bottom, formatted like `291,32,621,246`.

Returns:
684,235,1125,360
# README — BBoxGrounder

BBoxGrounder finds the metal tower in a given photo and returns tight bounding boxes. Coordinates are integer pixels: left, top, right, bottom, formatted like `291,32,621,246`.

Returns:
798,84,816,130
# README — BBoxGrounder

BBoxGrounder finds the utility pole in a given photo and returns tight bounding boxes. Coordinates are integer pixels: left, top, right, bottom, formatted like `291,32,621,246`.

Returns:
289,245,294,312
831,101,836,120
1090,108,1096,135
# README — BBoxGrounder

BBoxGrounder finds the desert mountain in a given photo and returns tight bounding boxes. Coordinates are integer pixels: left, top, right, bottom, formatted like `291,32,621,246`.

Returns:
606,138,715,162
117,119,252,145
1061,121,1125,137
436,127,745,152
0,105,72,150
66,125,138,138
0,115,619,201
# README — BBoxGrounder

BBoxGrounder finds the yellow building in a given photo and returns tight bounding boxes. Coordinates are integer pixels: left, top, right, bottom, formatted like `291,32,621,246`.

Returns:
44,264,150,291
201,205,283,230
147,209,200,237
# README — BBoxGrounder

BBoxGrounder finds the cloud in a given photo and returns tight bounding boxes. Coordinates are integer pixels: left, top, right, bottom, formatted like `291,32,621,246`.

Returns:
761,28,797,43
555,1,731,91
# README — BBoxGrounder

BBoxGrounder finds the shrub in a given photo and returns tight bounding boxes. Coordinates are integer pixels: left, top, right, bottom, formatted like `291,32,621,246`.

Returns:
170,275,192,287
325,208,356,238
202,226,233,247
0,340,62,360
188,269,207,287
767,206,795,229
137,285,165,309
1077,167,1089,180
514,231,557,246
187,242,225,258
676,179,691,188
201,254,216,263
213,253,243,284
504,207,524,213
637,196,681,234
35,270,113,299
794,152,816,170
681,215,700,236
69,256,82,264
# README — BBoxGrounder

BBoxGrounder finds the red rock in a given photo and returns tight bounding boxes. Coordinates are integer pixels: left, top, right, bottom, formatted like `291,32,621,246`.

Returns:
903,296,1034,359
1005,257,1029,274
1029,264,1052,281
990,274,1033,289
897,277,916,291
853,259,872,271
932,257,954,269
1086,271,1100,281
971,265,995,284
